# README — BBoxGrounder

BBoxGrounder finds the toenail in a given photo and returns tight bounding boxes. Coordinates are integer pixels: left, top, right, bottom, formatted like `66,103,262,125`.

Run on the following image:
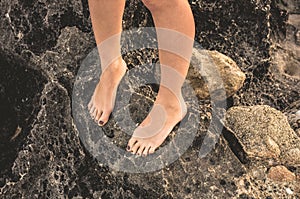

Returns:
98,120,104,126
126,145,130,150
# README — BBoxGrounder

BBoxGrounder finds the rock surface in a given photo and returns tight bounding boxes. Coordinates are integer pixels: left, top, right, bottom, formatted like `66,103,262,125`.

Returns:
268,165,296,182
223,105,300,166
188,49,246,101
0,0,300,198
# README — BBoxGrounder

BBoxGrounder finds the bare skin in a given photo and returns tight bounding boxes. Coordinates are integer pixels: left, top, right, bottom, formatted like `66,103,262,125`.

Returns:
87,0,127,125
88,58,127,125
127,86,188,156
127,0,195,156
88,0,195,156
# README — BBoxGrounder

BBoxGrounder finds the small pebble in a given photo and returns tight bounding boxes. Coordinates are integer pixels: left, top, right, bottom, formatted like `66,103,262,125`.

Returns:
296,110,300,119
286,188,293,195
267,165,296,182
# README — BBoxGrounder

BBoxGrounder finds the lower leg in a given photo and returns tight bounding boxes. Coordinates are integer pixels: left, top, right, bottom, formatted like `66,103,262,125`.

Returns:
127,0,195,155
88,0,127,125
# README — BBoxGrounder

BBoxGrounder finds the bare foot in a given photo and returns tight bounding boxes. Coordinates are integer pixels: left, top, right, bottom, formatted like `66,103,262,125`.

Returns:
126,86,187,156
88,58,127,126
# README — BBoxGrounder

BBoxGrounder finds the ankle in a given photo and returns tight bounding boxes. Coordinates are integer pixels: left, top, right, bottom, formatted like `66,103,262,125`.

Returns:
157,85,182,99
101,58,126,73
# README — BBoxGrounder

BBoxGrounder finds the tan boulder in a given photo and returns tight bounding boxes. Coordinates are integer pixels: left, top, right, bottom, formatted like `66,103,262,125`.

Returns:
188,49,246,101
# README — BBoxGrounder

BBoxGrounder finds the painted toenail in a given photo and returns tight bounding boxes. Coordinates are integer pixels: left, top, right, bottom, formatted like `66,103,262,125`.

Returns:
98,121,104,126
126,145,130,150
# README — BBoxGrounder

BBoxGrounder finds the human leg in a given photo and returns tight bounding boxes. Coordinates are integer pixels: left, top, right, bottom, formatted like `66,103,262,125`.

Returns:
127,0,195,155
87,0,127,126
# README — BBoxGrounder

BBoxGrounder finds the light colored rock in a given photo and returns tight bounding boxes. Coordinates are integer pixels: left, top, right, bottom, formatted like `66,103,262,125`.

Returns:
296,30,300,45
286,188,293,195
284,148,300,164
296,110,300,118
265,136,281,158
223,105,300,165
288,14,300,29
188,49,246,101
267,166,296,182
271,45,300,78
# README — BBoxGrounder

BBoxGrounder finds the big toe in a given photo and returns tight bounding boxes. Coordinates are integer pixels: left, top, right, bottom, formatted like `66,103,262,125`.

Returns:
95,109,102,122
127,137,138,151
98,109,112,126
130,141,141,154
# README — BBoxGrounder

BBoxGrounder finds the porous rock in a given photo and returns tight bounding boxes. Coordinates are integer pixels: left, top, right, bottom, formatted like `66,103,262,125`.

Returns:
223,105,300,166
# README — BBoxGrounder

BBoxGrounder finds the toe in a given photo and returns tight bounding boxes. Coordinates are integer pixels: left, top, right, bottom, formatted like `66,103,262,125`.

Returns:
130,141,141,154
136,145,146,156
142,145,151,156
127,138,138,150
95,110,102,122
98,109,112,126
90,108,97,119
89,105,96,115
148,146,156,154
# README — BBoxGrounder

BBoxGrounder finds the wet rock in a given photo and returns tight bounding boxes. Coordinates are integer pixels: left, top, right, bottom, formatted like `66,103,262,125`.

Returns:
0,50,47,188
223,105,300,165
0,0,299,198
158,138,246,199
267,165,296,182
233,1,300,112
188,50,246,101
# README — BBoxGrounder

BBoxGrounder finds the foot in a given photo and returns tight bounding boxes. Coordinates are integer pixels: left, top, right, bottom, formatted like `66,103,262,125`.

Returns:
88,58,127,126
126,86,187,156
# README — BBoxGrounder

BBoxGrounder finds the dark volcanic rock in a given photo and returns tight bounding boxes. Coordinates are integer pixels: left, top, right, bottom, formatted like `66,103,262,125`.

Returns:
0,50,47,188
0,0,299,198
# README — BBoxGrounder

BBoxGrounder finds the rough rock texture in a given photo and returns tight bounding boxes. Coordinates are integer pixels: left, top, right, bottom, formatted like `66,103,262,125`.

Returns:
271,3,300,80
235,165,300,197
223,105,300,197
0,0,300,198
268,165,296,182
188,50,246,100
223,105,300,165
